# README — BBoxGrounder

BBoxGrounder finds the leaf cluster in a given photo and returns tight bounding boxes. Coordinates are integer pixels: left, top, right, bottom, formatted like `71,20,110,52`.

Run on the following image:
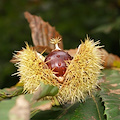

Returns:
0,69,120,120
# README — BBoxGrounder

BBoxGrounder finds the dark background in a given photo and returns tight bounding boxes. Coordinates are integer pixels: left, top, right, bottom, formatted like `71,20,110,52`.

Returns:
0,0,120,88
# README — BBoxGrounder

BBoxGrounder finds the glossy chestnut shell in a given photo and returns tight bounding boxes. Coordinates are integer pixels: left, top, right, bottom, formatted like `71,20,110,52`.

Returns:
44,50,73,77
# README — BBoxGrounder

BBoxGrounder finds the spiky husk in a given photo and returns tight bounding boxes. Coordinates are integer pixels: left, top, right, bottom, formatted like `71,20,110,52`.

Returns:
14,37,103,104
57,37,103,103
14,44,59,93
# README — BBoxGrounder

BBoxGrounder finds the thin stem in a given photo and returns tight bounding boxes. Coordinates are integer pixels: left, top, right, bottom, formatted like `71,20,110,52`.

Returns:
91,94,101,120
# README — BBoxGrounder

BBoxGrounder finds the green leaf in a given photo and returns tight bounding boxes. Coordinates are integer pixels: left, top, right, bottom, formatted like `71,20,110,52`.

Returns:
91,17,120,34
32,82,59,101
100,69,120,120
31,96,105,120
0,93,53,120
0,97,16,120
0,86,23,101
30,100,52,118
0,83,59,120
57,96,105,120
0,94,32,120
31,107,63,120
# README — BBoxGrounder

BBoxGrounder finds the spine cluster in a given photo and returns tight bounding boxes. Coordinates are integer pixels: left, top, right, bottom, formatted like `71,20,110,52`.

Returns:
14,37,103,104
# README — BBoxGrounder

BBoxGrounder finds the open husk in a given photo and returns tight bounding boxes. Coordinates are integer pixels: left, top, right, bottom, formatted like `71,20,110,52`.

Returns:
13,37,103,104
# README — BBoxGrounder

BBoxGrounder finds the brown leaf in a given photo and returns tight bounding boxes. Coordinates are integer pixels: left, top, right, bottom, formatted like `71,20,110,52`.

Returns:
100,48,120,68
11,11,120,69
35,102,52,111
24,11,63,53
65,48,77,57
9,95,30,120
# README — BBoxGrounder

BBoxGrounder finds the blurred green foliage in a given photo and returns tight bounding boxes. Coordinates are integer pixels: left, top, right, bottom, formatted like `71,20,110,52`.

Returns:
0,0,120,88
